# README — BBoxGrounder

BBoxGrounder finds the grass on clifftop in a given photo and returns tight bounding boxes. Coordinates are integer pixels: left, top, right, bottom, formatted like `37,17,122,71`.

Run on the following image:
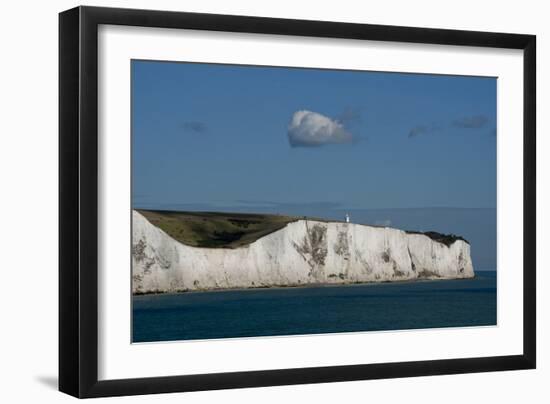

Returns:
137,210,301,248
404,230,468,246
137,209,468,249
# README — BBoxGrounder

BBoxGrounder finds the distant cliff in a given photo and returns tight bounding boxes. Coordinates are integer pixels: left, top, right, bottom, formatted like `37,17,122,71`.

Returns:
132,210,474,294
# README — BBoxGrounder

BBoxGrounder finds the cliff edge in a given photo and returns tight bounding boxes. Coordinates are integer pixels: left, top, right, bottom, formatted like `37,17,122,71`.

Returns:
132,210,474,294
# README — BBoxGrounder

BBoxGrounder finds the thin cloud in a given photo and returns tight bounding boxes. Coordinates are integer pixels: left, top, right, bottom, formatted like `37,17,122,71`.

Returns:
336,107,362,126
408,124,440,138
452,115,489,129
182,121,207,133
288,110,354,147
409,114,491,138
374,219,392,227
235,200,343,210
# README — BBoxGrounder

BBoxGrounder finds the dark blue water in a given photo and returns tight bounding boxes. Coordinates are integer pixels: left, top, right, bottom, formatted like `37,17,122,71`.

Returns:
132,271,496,343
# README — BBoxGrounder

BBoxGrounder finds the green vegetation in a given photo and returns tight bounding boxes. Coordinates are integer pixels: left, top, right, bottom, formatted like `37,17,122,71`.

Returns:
137,209,468,249
137,210,301,248
405,230,469,246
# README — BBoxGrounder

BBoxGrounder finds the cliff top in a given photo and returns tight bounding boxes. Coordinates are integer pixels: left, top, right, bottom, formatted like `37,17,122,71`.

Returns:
405,230,469,247
136,209,301,248
136,209,468,249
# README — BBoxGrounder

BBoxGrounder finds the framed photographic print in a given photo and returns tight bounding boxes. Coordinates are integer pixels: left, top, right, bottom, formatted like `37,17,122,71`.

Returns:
59,6,536,398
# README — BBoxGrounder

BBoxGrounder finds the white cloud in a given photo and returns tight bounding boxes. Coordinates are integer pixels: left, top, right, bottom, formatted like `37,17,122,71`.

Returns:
288,110,353,147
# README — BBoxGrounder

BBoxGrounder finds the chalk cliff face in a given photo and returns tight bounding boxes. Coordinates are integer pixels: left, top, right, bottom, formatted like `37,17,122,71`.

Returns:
132,210,474,294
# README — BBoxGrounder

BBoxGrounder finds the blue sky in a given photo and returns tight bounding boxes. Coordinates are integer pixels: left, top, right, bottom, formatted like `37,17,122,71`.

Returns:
132,60,497,269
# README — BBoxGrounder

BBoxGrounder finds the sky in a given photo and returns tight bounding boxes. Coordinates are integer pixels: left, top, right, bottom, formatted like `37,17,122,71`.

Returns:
132,60,497,269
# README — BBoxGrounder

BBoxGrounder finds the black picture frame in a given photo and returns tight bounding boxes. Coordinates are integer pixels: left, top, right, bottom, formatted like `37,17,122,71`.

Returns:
59,5,536,398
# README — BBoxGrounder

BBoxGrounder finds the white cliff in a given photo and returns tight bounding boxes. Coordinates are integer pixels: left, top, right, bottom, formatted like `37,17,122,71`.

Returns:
132,210,474,294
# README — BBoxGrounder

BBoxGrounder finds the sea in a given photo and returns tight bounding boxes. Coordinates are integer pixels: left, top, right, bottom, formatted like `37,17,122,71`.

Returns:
132,271,496,343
